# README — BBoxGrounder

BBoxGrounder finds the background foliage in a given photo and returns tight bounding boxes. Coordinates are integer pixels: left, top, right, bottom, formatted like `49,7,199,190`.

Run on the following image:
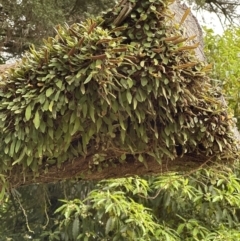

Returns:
0,0,114,60
2,166,240,240
204,27,240,128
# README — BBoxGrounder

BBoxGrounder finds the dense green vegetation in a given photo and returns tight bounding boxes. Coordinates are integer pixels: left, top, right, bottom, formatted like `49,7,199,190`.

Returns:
2,166,240,240
1,0,240,240
0,0,114,59
0,0,236,187
204,27,240,128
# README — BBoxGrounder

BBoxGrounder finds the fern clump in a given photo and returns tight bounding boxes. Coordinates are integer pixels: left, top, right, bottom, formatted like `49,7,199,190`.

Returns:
0,0,237,181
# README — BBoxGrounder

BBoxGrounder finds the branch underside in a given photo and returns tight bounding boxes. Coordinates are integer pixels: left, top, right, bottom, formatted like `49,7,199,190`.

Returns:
9,152,214,188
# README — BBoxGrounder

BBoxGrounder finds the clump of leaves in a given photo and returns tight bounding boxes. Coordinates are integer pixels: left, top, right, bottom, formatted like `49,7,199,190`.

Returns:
0,0,237,180
52,177,178,241
42,167,240,240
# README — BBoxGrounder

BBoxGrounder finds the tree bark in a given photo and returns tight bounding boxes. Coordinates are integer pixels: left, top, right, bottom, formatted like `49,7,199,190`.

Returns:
10,153,211,188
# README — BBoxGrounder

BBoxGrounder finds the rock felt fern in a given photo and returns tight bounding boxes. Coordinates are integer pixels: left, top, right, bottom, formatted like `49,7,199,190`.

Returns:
0,0,237,187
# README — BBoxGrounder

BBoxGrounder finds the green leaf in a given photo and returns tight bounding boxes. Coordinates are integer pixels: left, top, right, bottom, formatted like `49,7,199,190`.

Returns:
25,105,32,121
15,140,21,153
89,104,95,122
126,90,132,104
4,146,9,154
48,128,54,139
56,79,63,89
80,82,85,94
127,78,133,88
84,72,93,84
96,118,102,133
33,110,40,129
82,103,88,118
216,139,223,152
71,118,80,135
72,218,80,240
27,156,33,166
119,113,126,130
141,77,148,86
4,134,11,144
43,99,49,111
9,139,16,157
120,128,126,143
49,100,54,112
46,87,54,97
133,98,138,110
12,146,27,165
105,217,114,235
138,154,144,162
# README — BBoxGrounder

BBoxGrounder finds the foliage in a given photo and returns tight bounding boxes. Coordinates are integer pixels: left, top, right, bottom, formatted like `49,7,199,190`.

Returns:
2,166,240,240
204,27,240,128
52,178,169,241
0,0,114,59
1,1,240,241
0,0,237,191
1,0,239,60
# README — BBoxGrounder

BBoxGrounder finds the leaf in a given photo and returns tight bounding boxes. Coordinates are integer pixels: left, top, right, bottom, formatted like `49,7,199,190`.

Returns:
141,77,148,86
46,87,53,97
120,128,126,143
179,7,191,26
82,103,88,118
27,156,33,166
84,72,93,84
177,224,185,234
80,82,85,94
4,146,9,155
138,154,144,162
96,118,102,133
15,140,21,153
33,110,40,129
56,79,63,89
48,128,54,139
70,112,76,124
133,98,138,110
119,113,126,130
95,59,102,69
127,78,133,88
71,118,80,135
43,99,49,111
12,146,27,165
126,90,132,104
89,104,95,122
25,105,32,121
72,218,80,240
49,100,54,112
4,134,11,144
9,140,16,157
216,139,223,152
105,217,114,235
